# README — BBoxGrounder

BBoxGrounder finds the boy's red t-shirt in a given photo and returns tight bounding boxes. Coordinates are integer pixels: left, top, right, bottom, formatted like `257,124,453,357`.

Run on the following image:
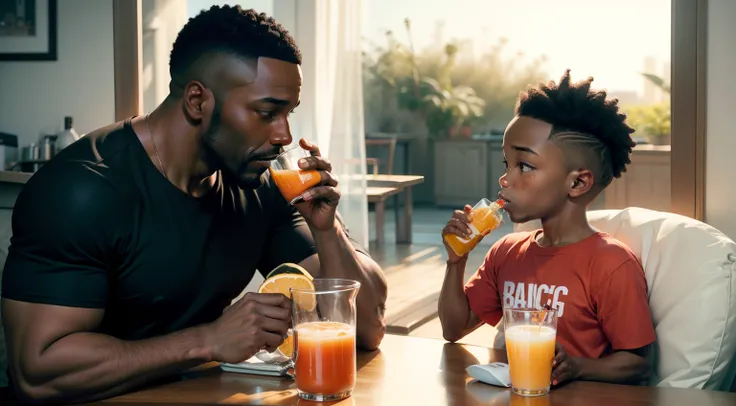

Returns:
464,230,656,359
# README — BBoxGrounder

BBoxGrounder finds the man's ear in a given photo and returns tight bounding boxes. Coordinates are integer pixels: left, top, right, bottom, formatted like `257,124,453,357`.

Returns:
182,80,213,123
567,169,595,198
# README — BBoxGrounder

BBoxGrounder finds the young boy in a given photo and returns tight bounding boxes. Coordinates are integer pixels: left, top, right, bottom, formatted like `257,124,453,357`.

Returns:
438,70,656,386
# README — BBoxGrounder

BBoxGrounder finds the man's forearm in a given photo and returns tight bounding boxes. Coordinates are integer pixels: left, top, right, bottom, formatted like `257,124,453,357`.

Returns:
574,350,651,385
310,221,388,350
438,259,473,342
14,326,211,404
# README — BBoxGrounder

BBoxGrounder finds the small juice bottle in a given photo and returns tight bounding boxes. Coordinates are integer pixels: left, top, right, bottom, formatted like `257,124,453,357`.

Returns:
444,198,505,257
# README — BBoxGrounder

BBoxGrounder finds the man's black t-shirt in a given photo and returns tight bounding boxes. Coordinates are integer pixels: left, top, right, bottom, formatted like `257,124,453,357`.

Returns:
1,119,365,341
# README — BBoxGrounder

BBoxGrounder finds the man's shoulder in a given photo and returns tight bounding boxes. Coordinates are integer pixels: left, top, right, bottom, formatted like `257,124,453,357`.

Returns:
21,161,126,210
21,120,142,209
55,119,136,162
17,162,139,228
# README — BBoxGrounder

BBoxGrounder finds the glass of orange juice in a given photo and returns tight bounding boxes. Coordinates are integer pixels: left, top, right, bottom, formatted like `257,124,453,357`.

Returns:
269,147,322,204
289,278,361,402
503,307,558,397
443,198,505,257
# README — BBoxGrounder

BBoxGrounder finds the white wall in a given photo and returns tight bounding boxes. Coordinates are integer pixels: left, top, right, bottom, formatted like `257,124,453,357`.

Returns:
188,0,272,18
705,0,736,239
0,0,115,148
141,0,274,113
142,0,188,113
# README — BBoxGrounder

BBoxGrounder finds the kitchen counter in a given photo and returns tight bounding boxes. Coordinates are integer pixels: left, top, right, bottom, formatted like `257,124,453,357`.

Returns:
0,171,32,185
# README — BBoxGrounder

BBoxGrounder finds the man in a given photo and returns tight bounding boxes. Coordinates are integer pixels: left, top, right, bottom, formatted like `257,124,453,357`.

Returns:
1,6,387,404
439,70,655,386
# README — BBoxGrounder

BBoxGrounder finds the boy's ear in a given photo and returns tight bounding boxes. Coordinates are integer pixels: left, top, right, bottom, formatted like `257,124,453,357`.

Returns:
568,169,594,198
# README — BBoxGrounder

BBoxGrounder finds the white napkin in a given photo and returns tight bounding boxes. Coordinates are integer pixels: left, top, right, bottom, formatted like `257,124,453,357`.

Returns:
466,362,512,387
220,355,291,377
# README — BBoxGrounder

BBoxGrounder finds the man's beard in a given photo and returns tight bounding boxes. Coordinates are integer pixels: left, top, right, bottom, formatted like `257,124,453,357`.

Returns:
202,102,267,190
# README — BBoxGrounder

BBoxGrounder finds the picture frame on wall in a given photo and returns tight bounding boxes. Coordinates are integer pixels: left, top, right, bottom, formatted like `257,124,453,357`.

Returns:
0,0,57,61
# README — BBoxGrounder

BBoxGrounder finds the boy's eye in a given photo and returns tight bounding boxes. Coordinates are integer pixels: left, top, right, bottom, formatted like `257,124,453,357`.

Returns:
519,162,535,173
502,159,508,169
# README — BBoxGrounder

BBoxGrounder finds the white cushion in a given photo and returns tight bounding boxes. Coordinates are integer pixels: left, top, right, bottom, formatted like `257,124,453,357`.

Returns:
514,207,736,390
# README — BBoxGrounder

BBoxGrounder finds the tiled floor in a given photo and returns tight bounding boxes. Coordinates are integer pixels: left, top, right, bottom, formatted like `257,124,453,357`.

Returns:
367,205,514,345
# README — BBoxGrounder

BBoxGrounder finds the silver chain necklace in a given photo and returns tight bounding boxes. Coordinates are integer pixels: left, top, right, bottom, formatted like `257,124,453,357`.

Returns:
145,113,169,181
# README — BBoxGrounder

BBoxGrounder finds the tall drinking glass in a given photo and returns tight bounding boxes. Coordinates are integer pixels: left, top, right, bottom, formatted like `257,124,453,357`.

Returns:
289,278,361,402
503,307,558,397
269,147,321,204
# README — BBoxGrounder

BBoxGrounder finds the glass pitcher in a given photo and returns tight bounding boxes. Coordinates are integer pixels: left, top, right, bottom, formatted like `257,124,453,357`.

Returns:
289,278,361,402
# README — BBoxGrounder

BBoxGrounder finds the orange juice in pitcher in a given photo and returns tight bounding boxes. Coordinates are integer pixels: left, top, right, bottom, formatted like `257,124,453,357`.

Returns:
294,321,356,396
444,198,505,257
290,278,360,402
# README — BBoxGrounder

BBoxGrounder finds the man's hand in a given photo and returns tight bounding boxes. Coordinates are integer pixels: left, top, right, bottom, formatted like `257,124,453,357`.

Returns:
552,342,581,386
292,138,340,231
204,293,291,364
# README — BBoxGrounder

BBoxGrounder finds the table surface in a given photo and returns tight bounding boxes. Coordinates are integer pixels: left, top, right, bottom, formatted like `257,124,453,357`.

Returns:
47,334,732,406
365,174,425,187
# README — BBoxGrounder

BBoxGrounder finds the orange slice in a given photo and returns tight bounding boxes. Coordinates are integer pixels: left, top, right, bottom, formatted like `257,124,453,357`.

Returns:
258,274,315,358
258,273,317,311
265,262,313,281
278,334,294,358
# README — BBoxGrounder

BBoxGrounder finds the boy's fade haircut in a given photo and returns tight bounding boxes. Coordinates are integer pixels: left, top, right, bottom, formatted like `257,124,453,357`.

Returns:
515,69,637,188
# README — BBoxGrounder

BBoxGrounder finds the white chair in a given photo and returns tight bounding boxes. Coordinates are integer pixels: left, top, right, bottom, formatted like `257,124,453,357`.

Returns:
507,207,736,391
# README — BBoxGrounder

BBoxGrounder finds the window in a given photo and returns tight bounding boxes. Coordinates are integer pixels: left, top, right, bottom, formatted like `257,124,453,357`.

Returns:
141,0,273,113
360,0,679,344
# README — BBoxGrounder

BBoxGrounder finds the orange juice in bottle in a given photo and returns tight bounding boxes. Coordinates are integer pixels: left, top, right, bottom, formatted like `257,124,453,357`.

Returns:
294,321,356,396
444,198,505,257
269,168,321,203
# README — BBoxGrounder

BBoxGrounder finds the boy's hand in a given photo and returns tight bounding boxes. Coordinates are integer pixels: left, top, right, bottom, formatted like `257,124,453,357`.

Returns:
442,205,478,263
552,342,580,386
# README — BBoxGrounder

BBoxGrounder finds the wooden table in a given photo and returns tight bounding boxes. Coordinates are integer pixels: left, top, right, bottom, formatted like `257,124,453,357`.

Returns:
3,334,723,405
366,175,424,244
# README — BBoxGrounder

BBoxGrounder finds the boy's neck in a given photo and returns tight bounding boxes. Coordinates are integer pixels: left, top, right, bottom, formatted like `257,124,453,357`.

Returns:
538,204,596,247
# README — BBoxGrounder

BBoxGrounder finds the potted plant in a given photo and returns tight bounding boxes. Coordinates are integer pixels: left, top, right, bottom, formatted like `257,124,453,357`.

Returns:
625,102,671,146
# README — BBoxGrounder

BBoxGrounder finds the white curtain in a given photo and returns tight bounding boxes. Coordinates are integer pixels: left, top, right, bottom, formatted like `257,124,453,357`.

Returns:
275,0,369,248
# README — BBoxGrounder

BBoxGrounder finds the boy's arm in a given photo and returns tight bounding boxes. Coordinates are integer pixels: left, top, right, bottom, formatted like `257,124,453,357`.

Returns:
439,245,503,343
553,258,656,385
553,343,652,386
438,258,483,342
